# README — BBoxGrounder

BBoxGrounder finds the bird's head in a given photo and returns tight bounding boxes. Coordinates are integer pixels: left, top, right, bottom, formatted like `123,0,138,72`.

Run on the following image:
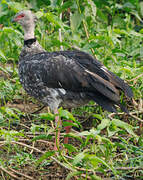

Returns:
12,10,37,29
12,10,38,40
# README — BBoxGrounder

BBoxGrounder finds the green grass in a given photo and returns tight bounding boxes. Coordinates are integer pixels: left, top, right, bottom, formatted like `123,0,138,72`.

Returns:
0,0,143,179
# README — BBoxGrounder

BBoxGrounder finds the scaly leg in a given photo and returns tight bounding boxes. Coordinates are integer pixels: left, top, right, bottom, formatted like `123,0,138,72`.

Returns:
54,109,62,151
64,120,72,144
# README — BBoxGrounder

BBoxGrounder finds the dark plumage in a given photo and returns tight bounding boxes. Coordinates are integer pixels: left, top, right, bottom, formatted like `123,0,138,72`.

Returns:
12,10,133,113
19,50,133,113
13,10,133,150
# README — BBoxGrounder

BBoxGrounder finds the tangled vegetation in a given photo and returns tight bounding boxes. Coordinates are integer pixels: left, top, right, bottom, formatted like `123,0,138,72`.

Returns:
0,0,143,179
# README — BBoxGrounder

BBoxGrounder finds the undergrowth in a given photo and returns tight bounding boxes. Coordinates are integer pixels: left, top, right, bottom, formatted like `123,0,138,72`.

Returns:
0,0,143,179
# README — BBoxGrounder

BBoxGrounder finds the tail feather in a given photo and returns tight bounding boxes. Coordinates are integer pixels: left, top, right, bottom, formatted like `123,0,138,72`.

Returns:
88,92,117,113
108,71,133,99
94,97,117,112
119,103,129,114
88,92,129,113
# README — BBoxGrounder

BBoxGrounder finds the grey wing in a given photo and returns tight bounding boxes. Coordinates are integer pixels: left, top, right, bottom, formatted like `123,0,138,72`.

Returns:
40,54,121,103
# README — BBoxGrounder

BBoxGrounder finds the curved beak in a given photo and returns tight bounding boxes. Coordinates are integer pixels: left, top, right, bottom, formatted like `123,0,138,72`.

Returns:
12,15,19,23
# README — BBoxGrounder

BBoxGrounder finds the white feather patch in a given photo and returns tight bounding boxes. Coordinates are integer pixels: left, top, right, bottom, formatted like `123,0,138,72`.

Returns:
100,66,108,73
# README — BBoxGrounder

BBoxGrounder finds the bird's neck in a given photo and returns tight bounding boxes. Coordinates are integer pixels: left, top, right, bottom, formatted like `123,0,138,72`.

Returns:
20,38,46,60
19,24,46,59
23,25,35,40
24,38,37,47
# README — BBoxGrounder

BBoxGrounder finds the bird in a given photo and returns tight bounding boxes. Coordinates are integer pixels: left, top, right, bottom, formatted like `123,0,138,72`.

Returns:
12,10,133,150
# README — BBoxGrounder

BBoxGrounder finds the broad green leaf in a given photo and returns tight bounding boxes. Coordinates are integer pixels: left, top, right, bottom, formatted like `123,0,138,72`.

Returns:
32,134,52,141
87,0,96,16
86,154,116,174
97,118,110,130
0,113,4,120
0,129,24,142
66,171,81,180
90,175,102,180
3,1,25,12
97,9,108,22
113,29,130,36
93,114,102,120
120,67,132,74
0,66,9,75
111,119,137,137
44,12,64,28
64,132,83,143
131,10,143,22
36,151,55,166
35,11,44,19
101,137,113,145
30,124,50,134
58,1,73,13
73,151,86,165
107,126,120,137
4,107,14,116
63,144,78,153
58,108,77,123
140,46,143,57
0,113,4,124
3,27,23,36
62,162,76,172
78,130,92,136
62,121,79,128
70,11,83,32
78,128,100,137
123,2,135,10
1,0,7,4
130,30,142,37
39,112,55,121
90,128,101,136
0,50,7,60
140,2,143,17
50,0,59,8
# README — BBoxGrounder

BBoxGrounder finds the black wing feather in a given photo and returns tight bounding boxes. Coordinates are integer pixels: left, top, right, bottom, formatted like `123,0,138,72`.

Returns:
69,50,133,98
22,50,133,112
39,54,120,103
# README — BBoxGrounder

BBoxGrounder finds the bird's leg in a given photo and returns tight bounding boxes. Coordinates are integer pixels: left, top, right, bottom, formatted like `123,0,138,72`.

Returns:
54,109,62,151
47,107,55,129
64,120,72,144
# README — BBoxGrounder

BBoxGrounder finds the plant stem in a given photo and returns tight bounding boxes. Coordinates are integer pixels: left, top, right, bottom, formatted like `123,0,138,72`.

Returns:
59,1,63,51
76,0,97,59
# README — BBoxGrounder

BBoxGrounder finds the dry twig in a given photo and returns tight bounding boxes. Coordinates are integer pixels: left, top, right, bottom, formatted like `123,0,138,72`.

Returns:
108,110,143,122
129,113,143,122
7,141,45,153
1,140,96,174
0,166,21,180
31,105,45,114
128,73,143,83
30,141,35,154
106,166,143,172
8,167,34,180
19,123,30,129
